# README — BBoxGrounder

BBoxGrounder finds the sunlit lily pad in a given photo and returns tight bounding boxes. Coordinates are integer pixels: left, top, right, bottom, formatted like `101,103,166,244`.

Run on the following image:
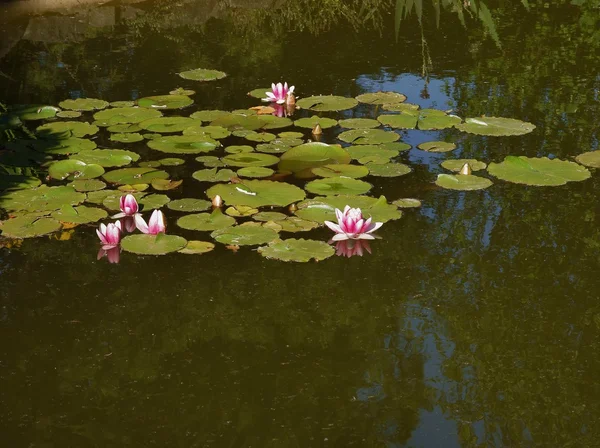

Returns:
338,118,381,129
487,156,590,186
48,159,104,180
183,125,231,139
58,98,109,111
247,87,271,99
295,195,401,224
296,95,358,112
158,157,185,166
178,68,227,81
356,91,407,104
192,168,237,182
69,179,106,192
417,141,457,152
305,176,372,195
73,149,140,167
377,112,418,129
178,240,215,254
237,167,275,178
121,233,187,255
107,123,142,133
177,209,236,231
167,198,211,212
51,205,107,224
346,144,400,163
210,114,263,131
12,105,59,121
151,179,183,191
148,135,218,154
139,161,162,168
257,115,294,130
253,211,288,222
86,190,118,205
118,184,149,193
311,164,369,178
417,109,461,130
170,88,196,96
57,111,82,118
382,102,420,112
195,155,223,168
456,117,536,136
110,101,135,107
392,198,422,208
225,145,254,154
36,121,99,139
211,224,278,246
258,238,334,262
338,129,399,145
139,193,170,209
0,185,85,212
225,205,259,217
223,153,279,168
137,95,193,110
0,215,62,238
441,159,487,172
94,107,162,126
0,175,41,191
243,132,276,143
366,162,411,177
207,180,305,208
279,142,351,175
29,137,97,155
294,116,338,129
279,131,304,139
436,174,493,190
103,167,169,185
110,133,144,143
277,217,319,233
575,151,600,168
140,117,201,133
190,110,231,121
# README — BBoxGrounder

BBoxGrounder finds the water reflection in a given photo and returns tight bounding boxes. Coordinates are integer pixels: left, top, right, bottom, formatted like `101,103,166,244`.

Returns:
332,239,373,258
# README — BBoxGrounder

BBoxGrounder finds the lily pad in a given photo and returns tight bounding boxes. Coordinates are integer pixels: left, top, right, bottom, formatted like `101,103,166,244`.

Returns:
58,98,109,111
30,137,97,155
435,174,493,190
190,110,231,121
305,176,372,195
456,117,536,136
311,164,369,179
392,198,422,208
51,205,107,224
211,224,278,246
86,190,119,205
73,149,140,168
382,102,420,112
151,179,183,191
107,123,142,133
294,116,338,129
48,159,104,180
225,145,254,154
118,184,149,193
103,167,169,185
338,129,399,145
178,68,227,82
12,105,59,121
170,88,196,96
377,112,418,129
57,111,82,118
178,240,215,254
69,179,107,192
366,163,412,177
121,233,187,255
210,114,263,131
237,167,275,178
225,205,259,217
417,109,461,130
159,157,185,166
487,156,590,186
139,193,170,209
417,141,457,152
253,211,288,222
338,118,381,129
248,87,271,99
167,198,211,212
279,131,304,139
0,185,85,212
183,125,231,139
139,161,162,168
356,91,407,105
110,133,144,143
140,117,201,133
110,101,135,107
279,142,351,175
223,153,279,168
346,144,401,163
0,215,62,238
177,209,236,231
207,180,305,208
296,95,358,112
441,159,487,172
0,175,41,191
137,95,193,110
148,135,218,154
258,238,334,262
295,195,401,224
192,168,237,182
575,151,600,168
257,115,294,130
36,121,99,139
243,132,276,143
195,156,223,168
277,217,319,233
94,107,162,126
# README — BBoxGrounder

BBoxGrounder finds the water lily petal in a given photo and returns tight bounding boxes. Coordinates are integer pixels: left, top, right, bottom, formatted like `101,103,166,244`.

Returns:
332,233,350,241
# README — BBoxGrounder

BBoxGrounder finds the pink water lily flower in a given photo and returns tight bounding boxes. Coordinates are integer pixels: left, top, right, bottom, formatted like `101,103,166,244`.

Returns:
135,209,166,235
324,206,383,241
120,216,137,233
262,82,295,104
96,221,122,249
333,239,372,258
97,246,120,264
112,194,139,218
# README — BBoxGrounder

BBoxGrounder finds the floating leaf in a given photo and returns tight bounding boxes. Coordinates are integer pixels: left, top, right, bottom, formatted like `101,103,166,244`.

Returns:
257,115,293,130
0,185,85,212
110,101,135,107
148,135,218,154
93,107,162,126
338,129,399,145
12,105,59,121
436,174,493,190
107,123,142,133
378,112,418,129
29,137,97,155
121,233,187,255
57,111,82,118
277,217,319,233
183,125,231,139
247,87,271,99
151,178,183,191
487,156,590,186
311,164,369,179
356,91,407,104
243,132,276,143
36,121,99,139
178,68,227,81
0,175,41,191
137,95,193,110
382,102,420,112
69,179,106,192
225,145,254,154
237,167,275,178
258,238,334,262
338,118,381,129
103,167,169,185
190,110,231,122
392,198,422,208
346,144,401,163
417,141,457,152
456,117,536,136
296,95,358,112
417,109,461,130
170,88,196,96
139,194,170,210
253,211,288,222
279,131,304,139
211,224,278,246
58,98,109,111
575,151,600,168
295,195,401,224
366,162,412,177
294,116,338,129
305,176,372,195
86,190,118,205
167,198,211,212
110,133,144,143
140,117,201,133
207,180,305,208
178,240,215,254
225,205,259,217
223,153,279,168
51,205,107,224
192,168,237,182
118,184,149,193
139,161,162,168
210,114,263,131
1,215,62,238
73,149,140,167
159,157,185,166
441,159,487,172
177,209,236,231
48,159,104,181
279,142,351,175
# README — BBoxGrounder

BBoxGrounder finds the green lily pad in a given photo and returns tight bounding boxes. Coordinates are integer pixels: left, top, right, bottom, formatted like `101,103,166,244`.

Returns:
51,205,107,224
338,118,381,129
356,91,407,104
167,198,211,212
257,115,294,130
278,142,351,175
294,116,338,129
178,240,215,254
0,215,62,238
382,102,420,112
192,168,237,182
441,159,487,172
253,211,288,222
210,114,263,131
392,198,422,208
121,233,187,255
311,164,369,179
86,190,118,205
73,149,140,167
0,185,85,212
57,111,82,118
139,193,170,209
255,141,293,154
110,133,144,143
69,179,106,192
435,174,493,190
29,137,97,155
36,121,99,139
48,159,104,181
225,205,259,217
178,68,227,81
366,162,412,177
58,98,109,111
0,145,49,167
417,109,462,130
258,238,334,262
159,157,185,166
110,101,135,107
294,195,401,224
139,161,162,168
118,184,149,193
296,95,358,112
305,176,372,195
346,144,401,163
12,105,59,121
417,141,457,152
247,87,271,99
143,133,162,140
183,125,231,139
223,153,279,168
243,132,276,143
177,209,236,231
94,107,162,126
140,117,201,133
279,131,304,139
338,129,399,145
456,117,536,136
277,217,319,233
148,135,218,154
151,178,183,191
211,224,278,246
103,167,169,185
377,112,418,129
237,167,275,178
190,110,231,122
137,95,193,110
0,175,41,191
487,156,590,186
170,88,195,96
107,123,142,133
575,151,600,168
225,145,254,154
207,180,305,208
195,156,223,168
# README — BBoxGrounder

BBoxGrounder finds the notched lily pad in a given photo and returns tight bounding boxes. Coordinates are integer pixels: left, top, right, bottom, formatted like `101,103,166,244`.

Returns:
223,153,279,168
140,117,201,133
51,205,107,224
178,68,227,81
366,162,412,177
148,135,218,154
296,95,358,112
177,209,236,231
58,98,109,111
305,176,372,195
167,198,211,212
206,180,305,208
575,151,600,168
311,164,369,179
338,129,399,145
225,205,259,217
178,240,215,254
48,159,104,180
456,117,536,136
151,178,183,191
487,156,590,186
211,224,278,246
94,107,162,126
73,149,140,167
137,95,193,110
356,91,406,105
190,110,231,122
103,167,169,185
338,118,381,129
192,168,237,182
36,121,99,139
69,179,107,192
0,215,62,238
435,174,493,190
295,195,401,224
392,198,422,208
139,194,170,209
258,238,334,262
237,167,275,178
294,116,338,129
110,133,144,143
417,141,457,152
121,233,187,255
441,159,487,172
278,142,351,175
12,105,59,121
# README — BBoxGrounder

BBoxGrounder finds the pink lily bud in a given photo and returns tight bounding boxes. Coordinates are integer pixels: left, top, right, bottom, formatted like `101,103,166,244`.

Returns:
96,221,122,249
135,210,166,235
120,194,139,216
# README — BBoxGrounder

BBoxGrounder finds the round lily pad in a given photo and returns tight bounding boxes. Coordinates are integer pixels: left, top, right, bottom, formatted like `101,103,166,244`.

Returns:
1,215,62,238
279,131,304,139
441,159,487,172
137,95,193,110
294,116,338,129
277,217,319,233
575,151,600,168
311,164,369,179
85,190,118,205
0,175,41,191
151,179,183,191
110,133,144,143
296,95,358,112
170,88,196,96
338,129,399,145
393,198,422,208
167,198,211,212
279,143,351,175
192,168,237,182
366,163,412,177
148,135,218,154
51,205,107,224
12,105,59,121
195,156,223,168
243,132,276,143
417,109,462,130
121,234,187,255
210,114,263,131
110,101,135,107
338,118,381,129
417,141,457,152
107,123,142,133
93,107,162,126
211,225,278,246
140,117,201,133
255,141,293,154
378,112,418,129
305,177,372,195
178,68,227,81
177,209,236,231
487,156,590,186
48,159,105,180
103,167,169,185
190,110,231,121
257,115,293,130
294,195,401,224
118,184,149,193
139,161,162,168
346,144,400,163
225,145,254,154
222,153,279,168
456,117,536,136
382,102,420,112
435,174,493,190
237,167,275,178
58,98,109,111
207,180,305,208
30,137,97,155
36,121,99,139
73,149,140,167
57,111,82,118
253,211,288,222
258,238,334,262
139,193,170,209
158,157,185,166
225,205,259,217
248,87,271,99
178,240,215,254
69,179,106,192
356,91,407,105
183,125,231,139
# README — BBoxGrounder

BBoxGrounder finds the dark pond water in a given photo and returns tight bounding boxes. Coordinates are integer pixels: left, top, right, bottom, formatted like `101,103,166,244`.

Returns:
1,0,600,446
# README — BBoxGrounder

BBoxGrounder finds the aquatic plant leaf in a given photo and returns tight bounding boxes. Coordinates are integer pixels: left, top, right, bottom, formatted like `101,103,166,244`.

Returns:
378,112,418,129
225,205,259,217
0,215,62,238
296,95,358,112
58,98,109,111
178,68,227,81
0,185,85,212
110,133,144,143
148,135,218,154
107,124,142,133
103,167,169,185
183,125,231,139
167,198,211,212
139,161,162,168
210,114,263,131
392,198,422,208
121,233,187,255
211,224,278,246
305,176,372,195
441,159,487,172
151,179,183,191
0,175,41,191
36,121,99,139
190,110,231,122
170,88,196,96
192,168,237,182
118,184,149,193
237,167,275,178
295,195,401,224
456,117,536,136
206,180,305,207
178,240,215,254
110,101,135,107
417,109,461,130
225,145,254,154
139,194,170,210
177,209,236,231
417,141,457,152
253,211,288,222
94,107,162,126
57,111,82,118
139,117,202,133
436,174,493,190
258,238,334,262
11,105,59,121
277,217,319,233
69,179,106,192
575,151,600,168
247,87,271,99
137,95,193,110
366,162,412,177
311,164,370,179
85,190,117,205
278,142,351,175
158,157,185,166
356,91,407,104
257,115,293,130
51,205,107,224
338,129,399,145
279,131,304,139
346,144,401,163
382,102,420,112
223,153,279,168
487,156,590,186
72,149,139,168
294,116,338,129
338,118,381,129
48,159,104,180
243,132,276,143
28,137,97,155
